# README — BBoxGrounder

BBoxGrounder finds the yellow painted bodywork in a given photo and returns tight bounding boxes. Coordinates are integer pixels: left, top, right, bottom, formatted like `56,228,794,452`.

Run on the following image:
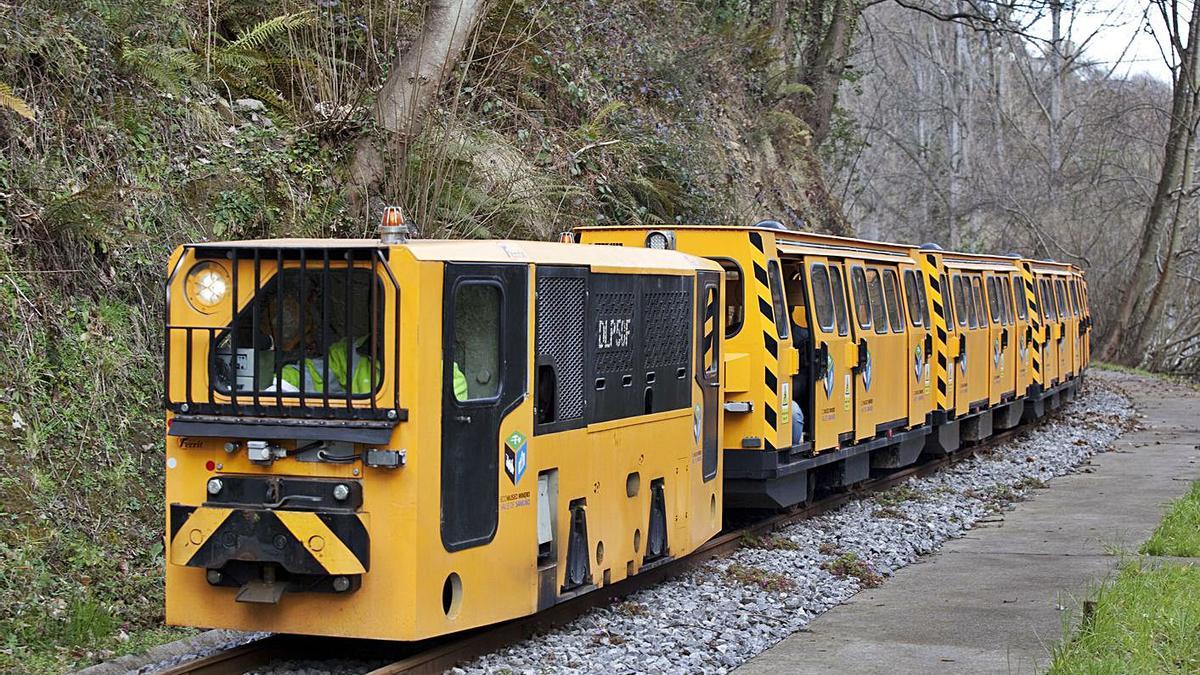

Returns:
164,239,723,641
575,226,935,455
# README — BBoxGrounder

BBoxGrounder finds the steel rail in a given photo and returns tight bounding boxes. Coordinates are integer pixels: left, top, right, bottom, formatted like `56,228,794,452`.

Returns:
158,420,1040,675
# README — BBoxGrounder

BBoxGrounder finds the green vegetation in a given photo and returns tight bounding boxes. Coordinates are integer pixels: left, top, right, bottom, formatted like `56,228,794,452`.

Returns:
1048,562,1200,674
820,551,883,588
724,563,796,592
1142,481,1200,557
1051,480,1200,672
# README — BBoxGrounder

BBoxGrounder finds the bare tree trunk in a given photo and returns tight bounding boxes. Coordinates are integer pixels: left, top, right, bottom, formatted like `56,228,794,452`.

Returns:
1100,0,1200,362
799,0,854,144
1131,121,1196,357
348,0,490,220
374,0,490,138
1047,0,1063,184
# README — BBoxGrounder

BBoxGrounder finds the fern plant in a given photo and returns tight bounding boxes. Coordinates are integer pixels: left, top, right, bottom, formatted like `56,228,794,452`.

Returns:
115,10,317,114
0,81,35,121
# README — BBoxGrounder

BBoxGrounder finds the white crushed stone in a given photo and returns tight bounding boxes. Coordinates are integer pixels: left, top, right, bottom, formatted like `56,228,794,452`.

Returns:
458,380,1134,675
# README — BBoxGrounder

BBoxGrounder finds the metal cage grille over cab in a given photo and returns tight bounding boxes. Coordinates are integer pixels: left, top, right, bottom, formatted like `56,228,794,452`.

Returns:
165,242,403,429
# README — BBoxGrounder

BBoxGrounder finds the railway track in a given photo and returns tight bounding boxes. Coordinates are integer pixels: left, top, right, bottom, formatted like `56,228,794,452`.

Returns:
156,424,1031,675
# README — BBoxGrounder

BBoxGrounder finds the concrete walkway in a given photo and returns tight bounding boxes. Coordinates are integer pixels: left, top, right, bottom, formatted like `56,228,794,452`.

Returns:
738,372,1200,675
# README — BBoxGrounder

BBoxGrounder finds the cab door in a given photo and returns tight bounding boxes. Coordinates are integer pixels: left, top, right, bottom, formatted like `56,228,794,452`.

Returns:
983,274,1009,405
441,263,529,552
902,267,933,427
805,259,854,453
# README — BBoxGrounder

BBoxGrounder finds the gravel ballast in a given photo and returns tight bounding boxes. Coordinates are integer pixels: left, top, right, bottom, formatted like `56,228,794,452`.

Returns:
124,379,1133,675
459,380,1134,675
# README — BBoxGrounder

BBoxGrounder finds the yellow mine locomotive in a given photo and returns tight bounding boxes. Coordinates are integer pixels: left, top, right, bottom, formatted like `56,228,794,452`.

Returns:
163,212,725,640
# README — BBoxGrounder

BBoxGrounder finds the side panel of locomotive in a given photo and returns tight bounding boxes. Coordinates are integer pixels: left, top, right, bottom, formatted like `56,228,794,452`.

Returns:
164,239,722,641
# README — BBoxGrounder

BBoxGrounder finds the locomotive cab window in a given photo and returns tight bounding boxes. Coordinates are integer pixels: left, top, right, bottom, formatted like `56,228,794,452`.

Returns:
451,283,502,401
212,266,384,398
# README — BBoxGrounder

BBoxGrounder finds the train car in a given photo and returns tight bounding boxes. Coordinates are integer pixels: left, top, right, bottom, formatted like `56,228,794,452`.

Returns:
575,224,1091,512
1020,258,1084,412
163,212,725,640
575,224,939,508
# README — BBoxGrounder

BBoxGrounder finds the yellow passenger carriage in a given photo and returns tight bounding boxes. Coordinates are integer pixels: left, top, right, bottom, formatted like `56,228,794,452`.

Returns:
163,217,725,640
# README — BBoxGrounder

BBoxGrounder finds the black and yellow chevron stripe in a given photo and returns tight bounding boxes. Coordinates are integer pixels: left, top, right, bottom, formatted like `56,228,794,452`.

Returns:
748,232,780,451
1019,262,1043,385
169,504,369,575
920,253,951,410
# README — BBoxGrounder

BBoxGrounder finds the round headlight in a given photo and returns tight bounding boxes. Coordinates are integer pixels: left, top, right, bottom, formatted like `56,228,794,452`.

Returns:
646,232,669,250
185,262,230,313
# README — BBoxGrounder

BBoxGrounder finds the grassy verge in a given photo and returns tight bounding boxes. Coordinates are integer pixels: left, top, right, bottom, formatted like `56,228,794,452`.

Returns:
1049,481,1200,673
1141,481,1200,557
1048,561,1200,673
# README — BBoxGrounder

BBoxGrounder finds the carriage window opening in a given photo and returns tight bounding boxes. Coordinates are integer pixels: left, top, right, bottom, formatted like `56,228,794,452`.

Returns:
970,276,985,327
866,268,888,334
452,283,502,400
768,260,790,341
986,277,1001,324
714,259,744,338
1069,280,1080,316
883,269,905,333
952,275,968,327
830,265,850,336
903,270,923,327
963,276,978,328
1040,280,1057,320
941,273,954,326
1012,278,1032,319
1055,279,1068,319
810,264,836,333
852,266,872,330
1001,278,1013,325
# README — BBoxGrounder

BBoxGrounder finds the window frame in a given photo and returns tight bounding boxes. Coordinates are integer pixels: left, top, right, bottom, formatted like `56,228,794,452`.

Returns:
883,268,905,333
851,265,873,331
866,267,889,335
768,259,791,341
710,257,745,339
449,279,506,404
810,263,836,334
953,274,969,327
903,270,924,328
830,264,850,336
970,276,986,328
